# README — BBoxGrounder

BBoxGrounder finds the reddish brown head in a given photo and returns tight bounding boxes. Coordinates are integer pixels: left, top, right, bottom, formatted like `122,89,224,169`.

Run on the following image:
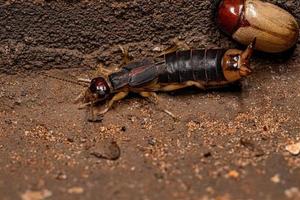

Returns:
83,77,111,103
216,0,244,35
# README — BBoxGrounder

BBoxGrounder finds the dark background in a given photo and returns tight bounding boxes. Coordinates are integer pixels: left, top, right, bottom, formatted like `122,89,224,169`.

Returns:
0,0,299,73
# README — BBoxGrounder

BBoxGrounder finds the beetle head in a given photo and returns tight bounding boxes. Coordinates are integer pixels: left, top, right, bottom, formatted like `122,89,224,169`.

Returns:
222,39,256,82
83,77,111,103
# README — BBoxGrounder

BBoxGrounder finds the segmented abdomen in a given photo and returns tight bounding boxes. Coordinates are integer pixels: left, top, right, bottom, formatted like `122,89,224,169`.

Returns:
158,49,227,83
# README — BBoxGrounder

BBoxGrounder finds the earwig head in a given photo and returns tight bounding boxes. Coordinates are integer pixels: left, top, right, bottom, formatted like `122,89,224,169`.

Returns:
83,77,111,103
222,39,256,82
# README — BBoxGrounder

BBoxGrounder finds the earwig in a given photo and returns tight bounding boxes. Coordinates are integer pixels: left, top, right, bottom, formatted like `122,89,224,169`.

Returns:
78,39,256,121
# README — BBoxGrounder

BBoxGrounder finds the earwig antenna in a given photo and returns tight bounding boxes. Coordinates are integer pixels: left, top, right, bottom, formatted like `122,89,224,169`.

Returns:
40,72,89,87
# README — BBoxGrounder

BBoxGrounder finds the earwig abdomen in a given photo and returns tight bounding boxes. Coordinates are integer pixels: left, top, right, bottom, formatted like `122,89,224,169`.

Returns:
158,49,226,84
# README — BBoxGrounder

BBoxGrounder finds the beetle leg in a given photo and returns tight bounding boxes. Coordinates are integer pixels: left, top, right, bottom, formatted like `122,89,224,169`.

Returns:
97,91,129,115
139,91,176,119
157,38,191,57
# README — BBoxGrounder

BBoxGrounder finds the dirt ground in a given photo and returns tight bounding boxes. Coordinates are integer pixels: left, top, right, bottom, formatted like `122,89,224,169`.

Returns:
1,1,300,200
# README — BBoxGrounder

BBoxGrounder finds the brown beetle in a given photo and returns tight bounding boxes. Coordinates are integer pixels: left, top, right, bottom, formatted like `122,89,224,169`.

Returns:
215,0,299,53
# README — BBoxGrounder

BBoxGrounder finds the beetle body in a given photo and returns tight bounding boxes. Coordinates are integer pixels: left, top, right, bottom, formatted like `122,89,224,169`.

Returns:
215,0,299,53
81,41,255,118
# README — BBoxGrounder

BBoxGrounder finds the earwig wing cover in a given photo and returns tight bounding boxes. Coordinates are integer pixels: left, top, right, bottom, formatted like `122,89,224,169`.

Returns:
123,59,154,71
109,71,129,90
128,65,158,87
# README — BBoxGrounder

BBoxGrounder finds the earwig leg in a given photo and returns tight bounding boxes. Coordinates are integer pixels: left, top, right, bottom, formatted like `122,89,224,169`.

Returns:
160,82,205,92
139,92,176,120
172,38,190,50
186,81,205,89
95,46,131,77
116,45,130,69
78,98,107,109
78,102,91,109
160,84,189,92
95,63,114,78
97,91,129,115
157,38,191,57
112,45,133,70
74,90,86,104
87,102,103,123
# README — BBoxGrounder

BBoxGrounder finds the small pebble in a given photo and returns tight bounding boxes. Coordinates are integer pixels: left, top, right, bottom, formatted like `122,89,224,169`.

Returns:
20,90,27,96
67,187,84,194
227,170,239,179
205,187,214,194
56,172,67,180
21,189,52,200
154,173,164,180
147,137,156,146
90,139,121,160
121,126,126,132
14,99,22,105
285,187,300,199
4,119,12,124
152,46,162,52
67,137,74,143
285,142,300,156
203,152,212,158
270,174,280,184
80,138,87,143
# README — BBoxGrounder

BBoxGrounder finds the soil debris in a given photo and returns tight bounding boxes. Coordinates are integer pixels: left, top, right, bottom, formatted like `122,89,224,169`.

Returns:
90,139,121,160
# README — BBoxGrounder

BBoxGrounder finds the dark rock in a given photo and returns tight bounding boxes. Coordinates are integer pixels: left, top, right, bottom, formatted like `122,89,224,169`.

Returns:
203,152,212,158
121,126,126,132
